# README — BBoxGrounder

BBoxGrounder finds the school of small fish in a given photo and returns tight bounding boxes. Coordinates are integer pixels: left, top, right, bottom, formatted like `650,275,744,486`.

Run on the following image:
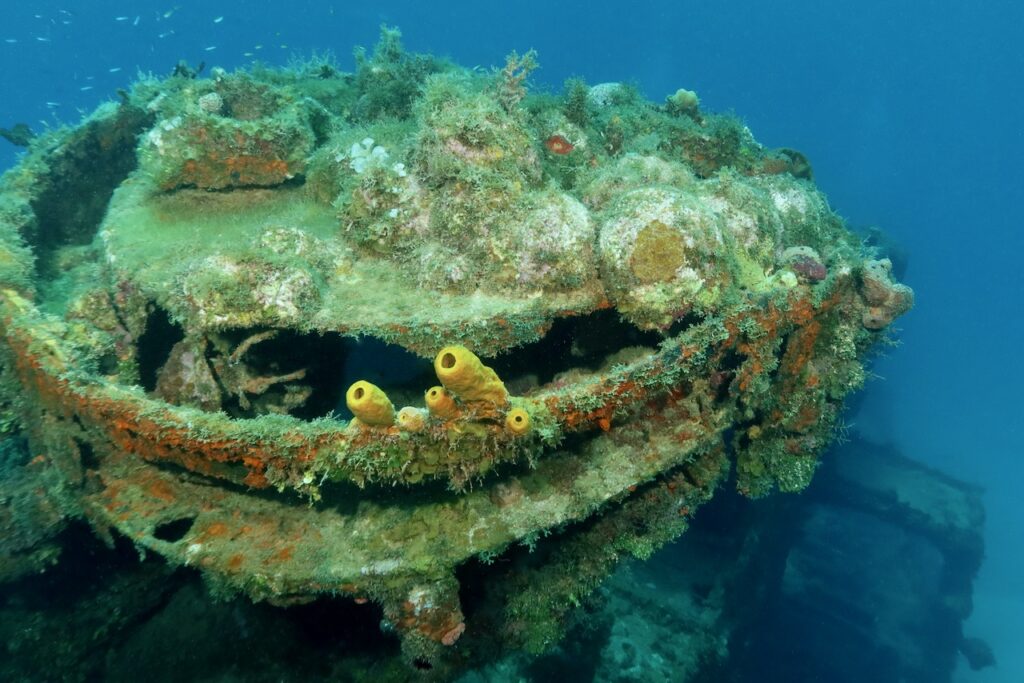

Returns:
2,4,294,124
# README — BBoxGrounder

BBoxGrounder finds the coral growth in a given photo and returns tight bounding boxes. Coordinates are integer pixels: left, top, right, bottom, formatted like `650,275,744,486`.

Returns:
0,27,913,676
858,258,914,329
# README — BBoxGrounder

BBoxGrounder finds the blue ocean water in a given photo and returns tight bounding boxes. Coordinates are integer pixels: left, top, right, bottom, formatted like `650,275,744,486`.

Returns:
1,1,1020,680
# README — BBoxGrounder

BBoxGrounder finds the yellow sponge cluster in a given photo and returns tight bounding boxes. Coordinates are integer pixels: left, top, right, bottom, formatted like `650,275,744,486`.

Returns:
345,345,532,436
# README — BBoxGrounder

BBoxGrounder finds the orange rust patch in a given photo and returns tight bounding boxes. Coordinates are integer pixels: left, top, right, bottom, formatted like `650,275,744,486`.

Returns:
785,438,807,455
788,403,821,433
227,554,245,570
147,479,177,503
780,320,822,380
674,429,696,442
202,521,230,538
266,545,294,564
753,157,792,176
735,342,768,393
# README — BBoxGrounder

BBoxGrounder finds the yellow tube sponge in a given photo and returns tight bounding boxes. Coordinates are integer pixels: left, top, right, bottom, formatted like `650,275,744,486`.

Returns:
424,385,460,419
397,406,426,432
433,346,509,405
505,407,531,436
346,380,395,427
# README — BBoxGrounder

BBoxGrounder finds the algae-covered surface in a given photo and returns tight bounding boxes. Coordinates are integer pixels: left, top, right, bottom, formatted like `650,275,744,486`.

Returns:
0,28,912,677
100,182,602,355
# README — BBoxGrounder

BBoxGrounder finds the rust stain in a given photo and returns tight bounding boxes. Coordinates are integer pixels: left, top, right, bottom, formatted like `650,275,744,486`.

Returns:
147,479,177,503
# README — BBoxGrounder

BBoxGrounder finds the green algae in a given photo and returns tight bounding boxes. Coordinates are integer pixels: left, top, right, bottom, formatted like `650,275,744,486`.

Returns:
0,27,914,674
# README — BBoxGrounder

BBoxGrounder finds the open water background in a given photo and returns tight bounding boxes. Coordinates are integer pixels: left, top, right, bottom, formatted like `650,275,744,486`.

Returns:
1,2,1022,680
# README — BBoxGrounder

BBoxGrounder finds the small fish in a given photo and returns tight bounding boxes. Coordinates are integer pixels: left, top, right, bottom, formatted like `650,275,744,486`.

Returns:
46,101,61,107
214,16,224,24
80,86,94,91
243,52,254,57
204,45,217,51
4,39,17,44
133,16,140,26
115,16,129,22
109,67,122,73
158,31,174,38
163,9,175,19
35,36,51,42
254,44,263,50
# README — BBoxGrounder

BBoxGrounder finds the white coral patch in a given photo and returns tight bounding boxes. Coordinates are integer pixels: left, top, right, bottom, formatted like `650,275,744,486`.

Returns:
514,192,596,287
588,82,625,107
360,559,402,576
258,226,317,257
348,137,391,174
770,186,810,217
253,269,315,320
